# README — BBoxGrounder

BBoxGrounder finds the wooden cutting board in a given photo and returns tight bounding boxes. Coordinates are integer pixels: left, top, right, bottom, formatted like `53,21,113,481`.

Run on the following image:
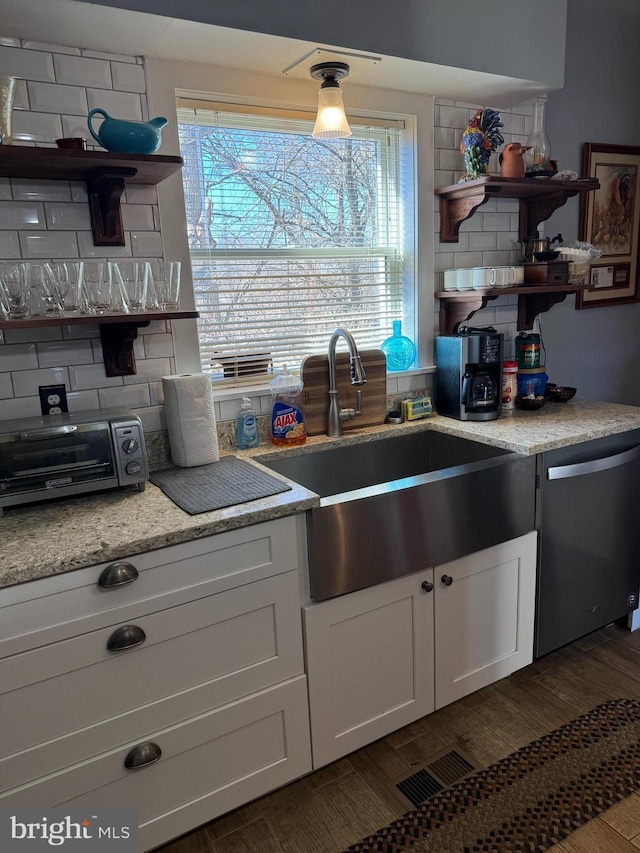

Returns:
300,349,387,435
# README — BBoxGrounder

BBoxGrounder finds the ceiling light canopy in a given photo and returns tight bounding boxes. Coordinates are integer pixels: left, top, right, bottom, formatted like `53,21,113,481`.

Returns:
310,61,352,139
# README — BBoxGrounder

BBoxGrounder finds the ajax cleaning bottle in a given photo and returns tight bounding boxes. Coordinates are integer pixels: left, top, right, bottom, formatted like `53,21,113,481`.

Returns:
269,366,307,447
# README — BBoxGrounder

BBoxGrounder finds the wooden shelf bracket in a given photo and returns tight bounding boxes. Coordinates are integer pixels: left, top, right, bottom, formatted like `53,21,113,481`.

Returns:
100,320,149,377
87,167,137,246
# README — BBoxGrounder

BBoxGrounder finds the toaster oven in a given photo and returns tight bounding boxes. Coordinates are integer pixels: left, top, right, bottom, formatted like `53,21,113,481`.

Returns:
0,408,148,514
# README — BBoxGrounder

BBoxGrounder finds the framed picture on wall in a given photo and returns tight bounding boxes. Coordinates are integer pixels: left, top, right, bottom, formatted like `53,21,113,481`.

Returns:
576,142,640,309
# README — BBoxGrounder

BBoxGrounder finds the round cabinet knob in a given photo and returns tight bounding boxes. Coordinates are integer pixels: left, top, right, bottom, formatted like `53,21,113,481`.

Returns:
421,580,434,593
98,561,139,589
122,438,139,454
441,574,454,587
107,624,146,653
124,741,162,771
126,461,142,476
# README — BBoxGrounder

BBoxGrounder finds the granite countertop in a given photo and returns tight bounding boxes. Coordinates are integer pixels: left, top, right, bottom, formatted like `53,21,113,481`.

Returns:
2,398,640,590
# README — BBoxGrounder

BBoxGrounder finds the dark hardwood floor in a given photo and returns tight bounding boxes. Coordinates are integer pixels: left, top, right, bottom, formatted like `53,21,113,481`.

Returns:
159,623,640,853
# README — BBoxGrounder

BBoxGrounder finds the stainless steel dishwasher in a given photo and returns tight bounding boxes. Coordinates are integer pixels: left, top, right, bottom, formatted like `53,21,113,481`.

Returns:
535,429,640,658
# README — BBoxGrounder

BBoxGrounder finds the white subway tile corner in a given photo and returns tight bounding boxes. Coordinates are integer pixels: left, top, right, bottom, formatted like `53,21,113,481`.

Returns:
110,62,145,93
81,49,136,64
142,333,174,359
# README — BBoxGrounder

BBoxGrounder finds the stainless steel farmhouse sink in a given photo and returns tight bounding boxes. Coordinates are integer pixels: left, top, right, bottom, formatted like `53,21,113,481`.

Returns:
262,430,535,600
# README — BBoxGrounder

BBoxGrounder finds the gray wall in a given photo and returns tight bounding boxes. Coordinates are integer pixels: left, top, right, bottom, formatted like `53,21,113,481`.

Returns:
75,0,567,88
543,0,640,405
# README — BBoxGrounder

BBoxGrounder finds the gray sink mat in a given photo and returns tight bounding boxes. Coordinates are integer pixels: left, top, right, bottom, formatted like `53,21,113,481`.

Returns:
149,456,291,515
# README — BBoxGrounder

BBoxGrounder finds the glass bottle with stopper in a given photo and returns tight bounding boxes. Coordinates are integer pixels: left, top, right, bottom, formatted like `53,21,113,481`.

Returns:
524,98,552,176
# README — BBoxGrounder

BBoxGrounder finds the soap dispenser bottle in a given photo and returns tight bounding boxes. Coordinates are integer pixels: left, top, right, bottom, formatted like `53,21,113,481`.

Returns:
236,397,259,449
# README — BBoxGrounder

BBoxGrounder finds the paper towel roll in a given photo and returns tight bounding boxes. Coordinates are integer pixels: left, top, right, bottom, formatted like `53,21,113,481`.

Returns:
162,374,219,467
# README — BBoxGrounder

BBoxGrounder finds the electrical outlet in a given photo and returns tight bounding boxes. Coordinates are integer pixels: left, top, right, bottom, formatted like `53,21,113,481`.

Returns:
39,384,68,416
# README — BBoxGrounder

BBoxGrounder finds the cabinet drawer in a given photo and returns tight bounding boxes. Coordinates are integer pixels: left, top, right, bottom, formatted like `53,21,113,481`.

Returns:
0,571,303,770
1,676,312,853
0,516,298,659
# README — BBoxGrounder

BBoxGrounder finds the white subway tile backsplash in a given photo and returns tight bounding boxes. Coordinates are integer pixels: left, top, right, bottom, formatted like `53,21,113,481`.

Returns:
124,184,157,204
0,232,21,259
138,320,166,334
0,343,38,371
54,54,112,89
0,396,42,421
482,251,513,266
134,405,164,432
131,232,162,257
122,204,155,232
22,41,81,56
0,45,55,82
148,381,163,406
12,365,68,397
0,37,21,47
44,202,92,230
453,252,484,268
0,179,10,200
497,232,520,252
122,358,171,385
0,373,13,398
12,110,62,143
11,179,71,202
66,389,100,412
62,324,100,340
141,333,174,359
12,80,29,111
468,231,497,251
69,363,123,390
86,89,142,120
69,182,88,203
19,231,78,258
37,339,93,367
438,106,472,129
482,213,512,232
0,200,45,229
60,115,96,145
98,383,150,409
4,326,62,344
91,336,144,364
438,148,463,171
77,232,131,258
28,81,88,116
110,62,145,93
81,49,136,64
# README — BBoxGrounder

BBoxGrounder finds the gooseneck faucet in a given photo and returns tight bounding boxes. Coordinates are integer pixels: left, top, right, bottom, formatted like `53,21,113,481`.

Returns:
327,328,367,437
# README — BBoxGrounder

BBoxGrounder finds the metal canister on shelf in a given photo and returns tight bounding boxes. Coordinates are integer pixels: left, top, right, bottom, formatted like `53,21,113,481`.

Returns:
502,360,518,411
515,332,541,369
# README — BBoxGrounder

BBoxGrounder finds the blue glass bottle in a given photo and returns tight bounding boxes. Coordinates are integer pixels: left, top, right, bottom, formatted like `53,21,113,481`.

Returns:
381,320,416,372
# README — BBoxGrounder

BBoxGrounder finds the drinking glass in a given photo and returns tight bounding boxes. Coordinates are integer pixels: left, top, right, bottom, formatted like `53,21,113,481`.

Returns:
49,261,84,314
82,262,112,315
148,260,181,311
112,261,150,313
31,263,64,315
0,262,31,319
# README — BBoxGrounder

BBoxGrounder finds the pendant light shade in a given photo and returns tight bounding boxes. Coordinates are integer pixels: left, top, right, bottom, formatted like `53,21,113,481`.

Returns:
310,61,352,139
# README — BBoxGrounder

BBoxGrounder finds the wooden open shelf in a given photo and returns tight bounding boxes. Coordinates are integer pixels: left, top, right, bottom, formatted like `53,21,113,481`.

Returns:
0,147,183,246
435,177,600,243
0,311,198,376
435,283,591,335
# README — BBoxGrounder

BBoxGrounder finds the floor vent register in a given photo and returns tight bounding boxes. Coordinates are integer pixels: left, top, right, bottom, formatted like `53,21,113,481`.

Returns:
391,747,479,809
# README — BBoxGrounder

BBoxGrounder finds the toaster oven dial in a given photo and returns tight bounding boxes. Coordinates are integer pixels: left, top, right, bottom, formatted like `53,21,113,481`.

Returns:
122,438,139,454
126,461,143,476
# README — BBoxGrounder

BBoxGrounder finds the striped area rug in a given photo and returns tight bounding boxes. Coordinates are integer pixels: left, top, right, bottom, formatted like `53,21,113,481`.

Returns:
344,698,640,853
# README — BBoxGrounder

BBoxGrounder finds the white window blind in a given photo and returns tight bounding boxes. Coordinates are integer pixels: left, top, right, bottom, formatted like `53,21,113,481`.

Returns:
177,102,409,384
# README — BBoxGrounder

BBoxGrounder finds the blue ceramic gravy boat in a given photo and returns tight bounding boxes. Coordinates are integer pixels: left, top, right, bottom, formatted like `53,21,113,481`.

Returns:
87,109,167,154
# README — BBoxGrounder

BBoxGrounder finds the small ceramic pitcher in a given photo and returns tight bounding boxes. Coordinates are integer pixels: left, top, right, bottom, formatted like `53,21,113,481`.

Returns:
87,108,168,154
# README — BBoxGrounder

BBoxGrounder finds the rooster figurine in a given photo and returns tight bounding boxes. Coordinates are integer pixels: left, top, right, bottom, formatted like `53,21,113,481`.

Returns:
459,108,504,182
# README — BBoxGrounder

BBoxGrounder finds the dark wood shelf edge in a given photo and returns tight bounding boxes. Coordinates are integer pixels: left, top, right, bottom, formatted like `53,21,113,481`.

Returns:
0,312,199,377
435,283,590,335
0,147,183,247
0,311,198,331
435,177,600,243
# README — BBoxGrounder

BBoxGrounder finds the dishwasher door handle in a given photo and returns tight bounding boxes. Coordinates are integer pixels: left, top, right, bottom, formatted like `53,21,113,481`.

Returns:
547,444,640,480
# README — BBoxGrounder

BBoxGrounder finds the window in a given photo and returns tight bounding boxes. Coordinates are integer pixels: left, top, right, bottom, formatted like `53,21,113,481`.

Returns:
177,102,413,383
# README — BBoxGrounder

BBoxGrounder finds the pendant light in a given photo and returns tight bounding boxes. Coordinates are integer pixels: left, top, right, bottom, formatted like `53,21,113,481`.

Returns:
310,61,352,139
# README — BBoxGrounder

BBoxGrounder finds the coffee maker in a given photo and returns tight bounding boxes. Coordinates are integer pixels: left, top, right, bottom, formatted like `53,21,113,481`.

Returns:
436,326,503,421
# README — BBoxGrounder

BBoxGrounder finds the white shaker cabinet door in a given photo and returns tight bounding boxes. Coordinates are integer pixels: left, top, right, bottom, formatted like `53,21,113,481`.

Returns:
434,531,537,710
304,570,435,769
